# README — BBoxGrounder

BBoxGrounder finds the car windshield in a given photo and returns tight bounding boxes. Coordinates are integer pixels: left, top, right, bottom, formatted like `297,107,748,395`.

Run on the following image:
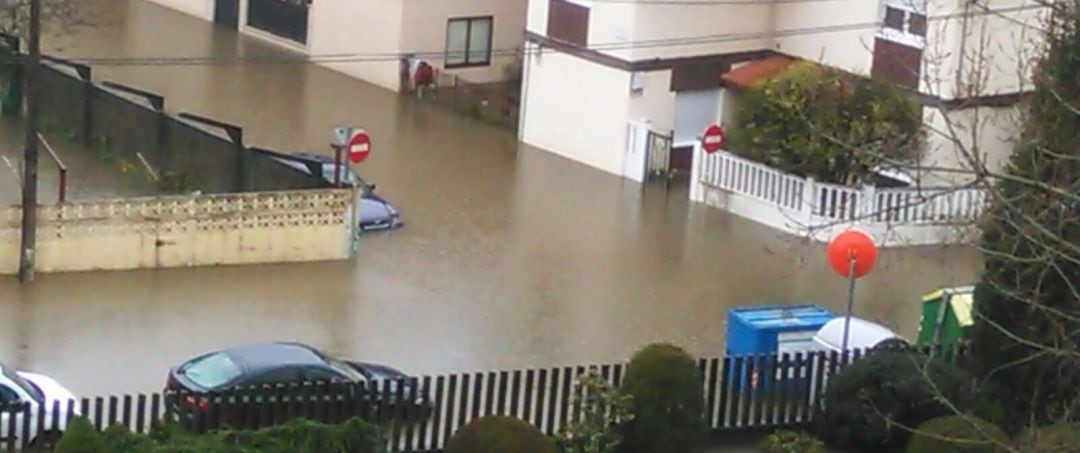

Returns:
328,360,366,382
320,164,359,186
180,353,243,389
1,363,43,402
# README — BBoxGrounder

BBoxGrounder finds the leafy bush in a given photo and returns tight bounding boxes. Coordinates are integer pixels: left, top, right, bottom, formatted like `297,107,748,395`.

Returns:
619,343,705,453
445,416,556,453
814,351,976,450
760,430,826,453
54,417,107,453
726,61,923,185
906,415,1009,453
968,4,1080,432
1016,423,1080,452
79,417,384,453
558,369,635,453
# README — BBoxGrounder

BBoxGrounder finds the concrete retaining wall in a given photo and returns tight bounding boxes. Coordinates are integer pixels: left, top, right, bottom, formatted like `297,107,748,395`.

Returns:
0,189,357,275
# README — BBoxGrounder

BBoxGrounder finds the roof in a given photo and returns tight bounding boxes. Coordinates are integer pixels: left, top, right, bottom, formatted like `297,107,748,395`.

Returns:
222,342,328,373
720,55,796,90
813,317,900,350
728,304,835,330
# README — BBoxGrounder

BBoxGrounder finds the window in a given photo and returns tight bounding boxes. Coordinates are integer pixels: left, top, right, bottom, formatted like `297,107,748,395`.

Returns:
1,365,40,402
0,384,19,405
884,7,905,31
548,0,589,47
180,353,243,389
302,366,349,383
880,1,927,38
445,17,493,68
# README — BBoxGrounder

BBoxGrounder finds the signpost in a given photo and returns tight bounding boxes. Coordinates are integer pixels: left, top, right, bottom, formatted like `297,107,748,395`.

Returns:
701,123,725,154
826,229,878,351
346,129,372,164
329,126,372,186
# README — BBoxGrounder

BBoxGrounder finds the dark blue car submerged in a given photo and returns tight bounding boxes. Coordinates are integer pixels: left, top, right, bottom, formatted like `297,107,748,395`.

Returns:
272,153,404,232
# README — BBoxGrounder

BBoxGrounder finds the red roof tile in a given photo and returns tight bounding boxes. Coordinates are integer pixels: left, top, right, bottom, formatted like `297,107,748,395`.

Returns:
721,55,796,90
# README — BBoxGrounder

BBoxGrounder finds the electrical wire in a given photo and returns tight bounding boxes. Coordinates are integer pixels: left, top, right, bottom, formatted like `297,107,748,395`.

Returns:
0,2,1048,67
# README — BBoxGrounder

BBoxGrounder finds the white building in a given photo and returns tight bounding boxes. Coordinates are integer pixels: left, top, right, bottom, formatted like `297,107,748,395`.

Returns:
519,0,1048,185
146,0,528,92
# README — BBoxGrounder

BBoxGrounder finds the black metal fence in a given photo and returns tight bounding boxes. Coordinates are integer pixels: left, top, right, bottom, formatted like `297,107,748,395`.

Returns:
0,344,964,452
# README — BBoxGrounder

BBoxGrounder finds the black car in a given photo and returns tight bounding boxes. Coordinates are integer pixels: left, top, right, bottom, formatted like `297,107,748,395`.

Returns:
165,342,428,426
271,153,404,232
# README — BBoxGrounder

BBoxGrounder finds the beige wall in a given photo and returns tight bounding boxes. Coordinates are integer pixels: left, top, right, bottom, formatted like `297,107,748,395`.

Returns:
0,190,356,275
923,0,1046,100
526,0,772,61
521,42,632,176
774,0,878,74
921,104,1021,185
143,0,215,21
401,0,528,84
305,0,405,92
627,70,675,134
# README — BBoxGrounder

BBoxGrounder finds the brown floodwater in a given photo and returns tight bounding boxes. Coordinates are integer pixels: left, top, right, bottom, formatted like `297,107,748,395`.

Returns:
0,0,982,397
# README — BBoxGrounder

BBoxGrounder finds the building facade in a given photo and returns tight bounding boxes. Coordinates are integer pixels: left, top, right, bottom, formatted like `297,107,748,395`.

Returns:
520,0,1047,185
146,0,528,92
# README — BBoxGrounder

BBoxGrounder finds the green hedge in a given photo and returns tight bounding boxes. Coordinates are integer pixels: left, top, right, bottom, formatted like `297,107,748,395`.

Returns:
906,415,1009,453
814,351,976,450
1016,423,1080,452
619,343,705,453
444,416,556,453
55,417,385,453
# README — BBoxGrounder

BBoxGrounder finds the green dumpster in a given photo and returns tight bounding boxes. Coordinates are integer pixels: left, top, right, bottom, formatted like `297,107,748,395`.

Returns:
918,286,975,348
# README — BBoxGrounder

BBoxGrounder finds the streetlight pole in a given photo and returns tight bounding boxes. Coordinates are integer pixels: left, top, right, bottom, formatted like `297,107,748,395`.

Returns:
18,0,42,282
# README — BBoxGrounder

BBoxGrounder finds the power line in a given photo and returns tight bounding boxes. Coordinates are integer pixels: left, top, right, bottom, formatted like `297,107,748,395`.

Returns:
0,2,1048,67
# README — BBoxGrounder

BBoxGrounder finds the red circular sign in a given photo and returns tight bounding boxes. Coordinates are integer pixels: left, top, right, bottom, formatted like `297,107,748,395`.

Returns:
347,130,372,164
827,229,878,278
701,124,725,154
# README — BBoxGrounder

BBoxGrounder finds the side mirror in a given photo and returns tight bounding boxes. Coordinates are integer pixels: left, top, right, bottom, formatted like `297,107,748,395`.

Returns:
368,183,377,191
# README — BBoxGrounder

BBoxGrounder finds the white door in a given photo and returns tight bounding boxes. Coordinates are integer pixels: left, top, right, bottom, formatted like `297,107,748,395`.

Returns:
673,89,721,147
623,120,650,183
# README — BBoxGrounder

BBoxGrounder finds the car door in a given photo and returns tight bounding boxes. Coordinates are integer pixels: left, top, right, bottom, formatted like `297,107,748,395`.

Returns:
299,367,361,423
239,366,304,424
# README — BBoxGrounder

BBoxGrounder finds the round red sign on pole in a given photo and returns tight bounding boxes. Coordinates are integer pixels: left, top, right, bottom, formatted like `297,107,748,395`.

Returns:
827,229,878,278
347,129,372,164
701,124,725,154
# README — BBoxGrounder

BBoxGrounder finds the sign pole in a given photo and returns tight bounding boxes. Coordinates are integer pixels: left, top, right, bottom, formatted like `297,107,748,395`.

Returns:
332,144,343,187
841,253,857,352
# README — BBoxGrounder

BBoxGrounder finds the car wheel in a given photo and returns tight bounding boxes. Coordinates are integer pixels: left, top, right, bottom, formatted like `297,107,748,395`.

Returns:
28,430,62,452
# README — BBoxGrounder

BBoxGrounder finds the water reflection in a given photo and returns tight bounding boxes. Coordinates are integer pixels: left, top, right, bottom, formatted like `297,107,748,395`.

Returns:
0,0,981,397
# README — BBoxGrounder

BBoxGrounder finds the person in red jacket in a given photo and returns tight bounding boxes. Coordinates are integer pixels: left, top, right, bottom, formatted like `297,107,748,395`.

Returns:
414,61,435,98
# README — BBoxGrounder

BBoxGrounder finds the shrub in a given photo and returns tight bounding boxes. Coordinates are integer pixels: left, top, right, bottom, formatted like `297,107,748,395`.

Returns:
619,343,705,453
558,369,634,453
968,4,1080,432
54,417,107,453
224,417,385,453
726,61,923,185
760,430,826,453
1016,423,1080,452
101,423,155,453
906,415,1009,453
445,416,556,453
814,351,976,450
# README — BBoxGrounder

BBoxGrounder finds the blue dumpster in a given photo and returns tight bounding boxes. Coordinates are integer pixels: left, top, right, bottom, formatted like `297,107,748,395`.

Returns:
725,304,835,393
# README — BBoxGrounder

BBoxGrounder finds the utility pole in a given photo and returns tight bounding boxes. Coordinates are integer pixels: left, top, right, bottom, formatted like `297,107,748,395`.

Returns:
19,0,42,283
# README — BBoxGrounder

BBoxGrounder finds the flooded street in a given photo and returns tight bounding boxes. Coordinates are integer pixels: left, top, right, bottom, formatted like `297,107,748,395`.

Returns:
0,0,981,397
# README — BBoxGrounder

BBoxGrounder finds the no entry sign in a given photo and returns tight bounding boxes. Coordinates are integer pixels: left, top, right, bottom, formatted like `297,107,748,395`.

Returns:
701,124,725,154
347,129,372,164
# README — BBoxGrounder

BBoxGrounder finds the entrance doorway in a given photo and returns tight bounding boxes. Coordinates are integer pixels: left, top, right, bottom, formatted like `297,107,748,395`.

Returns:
214,0,240,29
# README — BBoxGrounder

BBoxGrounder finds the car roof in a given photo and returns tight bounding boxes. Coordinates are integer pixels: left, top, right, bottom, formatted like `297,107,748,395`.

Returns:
220,342,329,374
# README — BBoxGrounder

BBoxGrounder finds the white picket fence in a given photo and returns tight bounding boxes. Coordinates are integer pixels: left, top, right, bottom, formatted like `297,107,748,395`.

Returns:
690,147,989,246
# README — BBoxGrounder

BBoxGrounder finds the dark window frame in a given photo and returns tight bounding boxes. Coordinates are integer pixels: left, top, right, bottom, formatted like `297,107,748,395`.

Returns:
884,6,906,31
445,16,495,69
547,0,589,47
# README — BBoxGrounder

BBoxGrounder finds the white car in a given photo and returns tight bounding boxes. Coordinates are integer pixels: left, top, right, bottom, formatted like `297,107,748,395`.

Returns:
0,362,80,450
